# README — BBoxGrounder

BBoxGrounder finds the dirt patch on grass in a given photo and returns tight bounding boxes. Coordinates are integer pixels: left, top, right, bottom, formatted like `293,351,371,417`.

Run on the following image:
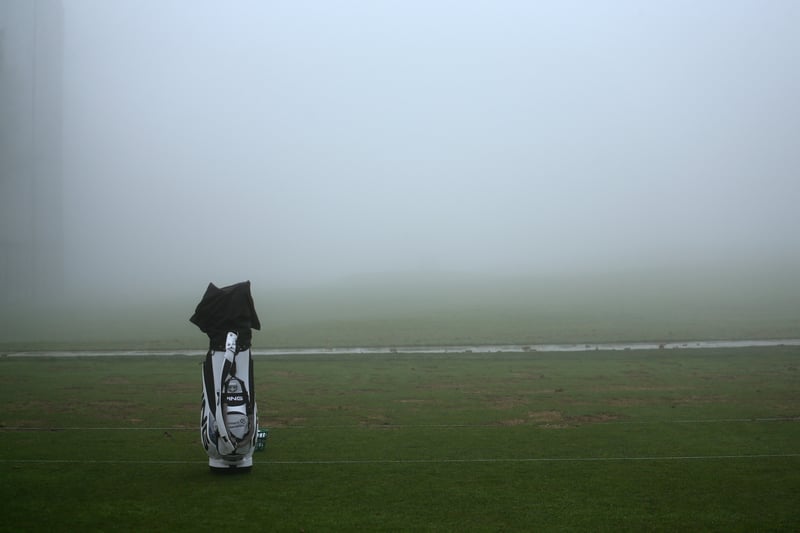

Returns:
570,412,623,423
514,410,624,428
671,394,728,405
495,411,565,427
607,393,727,407
499,418,527,426
528,410,563,422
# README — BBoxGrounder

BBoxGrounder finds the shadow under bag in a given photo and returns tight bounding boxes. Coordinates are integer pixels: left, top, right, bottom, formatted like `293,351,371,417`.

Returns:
190,281,261,472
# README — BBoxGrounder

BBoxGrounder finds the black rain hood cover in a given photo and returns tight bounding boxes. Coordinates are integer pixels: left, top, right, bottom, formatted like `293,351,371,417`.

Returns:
190,281,261,349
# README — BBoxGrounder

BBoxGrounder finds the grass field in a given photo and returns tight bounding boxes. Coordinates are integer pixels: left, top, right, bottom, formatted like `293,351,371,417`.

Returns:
2,346,799,531
2,268,800,351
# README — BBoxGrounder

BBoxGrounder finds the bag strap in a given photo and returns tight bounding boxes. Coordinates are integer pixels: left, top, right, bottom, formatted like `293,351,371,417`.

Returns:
213,334,239,456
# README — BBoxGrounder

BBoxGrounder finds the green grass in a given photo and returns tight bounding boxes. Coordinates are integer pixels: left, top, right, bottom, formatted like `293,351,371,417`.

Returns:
2,347,799,531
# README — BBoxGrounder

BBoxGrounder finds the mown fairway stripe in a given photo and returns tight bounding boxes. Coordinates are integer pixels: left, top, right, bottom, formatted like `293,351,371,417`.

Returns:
2,454,799,465
1,417,798,432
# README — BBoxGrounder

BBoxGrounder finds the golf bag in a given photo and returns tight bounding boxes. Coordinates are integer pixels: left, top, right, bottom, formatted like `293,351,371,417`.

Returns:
190,281,261,471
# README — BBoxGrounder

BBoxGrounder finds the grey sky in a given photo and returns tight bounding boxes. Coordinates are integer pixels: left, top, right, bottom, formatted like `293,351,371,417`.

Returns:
60,0,800,295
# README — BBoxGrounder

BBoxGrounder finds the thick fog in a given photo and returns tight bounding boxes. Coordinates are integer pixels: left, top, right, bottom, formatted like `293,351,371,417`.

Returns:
20,1,800,301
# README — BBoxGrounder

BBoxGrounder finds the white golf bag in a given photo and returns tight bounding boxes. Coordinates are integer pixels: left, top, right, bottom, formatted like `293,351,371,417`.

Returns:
190,280,261,472
200,331,258,470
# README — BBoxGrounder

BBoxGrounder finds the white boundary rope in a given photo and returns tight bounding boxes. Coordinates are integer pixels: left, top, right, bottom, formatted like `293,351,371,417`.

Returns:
5,338,800,357
1,454,799,466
